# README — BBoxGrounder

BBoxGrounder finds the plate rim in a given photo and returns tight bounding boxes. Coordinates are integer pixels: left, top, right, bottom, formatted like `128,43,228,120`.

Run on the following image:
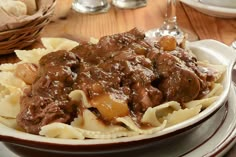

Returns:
182,84,236,157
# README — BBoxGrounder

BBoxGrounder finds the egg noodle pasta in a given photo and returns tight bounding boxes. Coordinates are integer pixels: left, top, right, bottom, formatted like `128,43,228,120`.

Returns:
141,101,181,127
0,116,18,129
0,63,19,72
0,36,226,140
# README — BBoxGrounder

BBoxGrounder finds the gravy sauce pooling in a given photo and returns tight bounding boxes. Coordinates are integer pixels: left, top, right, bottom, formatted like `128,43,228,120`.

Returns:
16,28,213,134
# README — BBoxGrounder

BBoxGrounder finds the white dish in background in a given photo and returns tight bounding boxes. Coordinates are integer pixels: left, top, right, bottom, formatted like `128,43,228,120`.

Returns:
199,0,236,8
180,0,236,18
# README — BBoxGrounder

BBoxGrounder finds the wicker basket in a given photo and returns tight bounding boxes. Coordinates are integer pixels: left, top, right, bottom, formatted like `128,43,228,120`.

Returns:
0,0,56,55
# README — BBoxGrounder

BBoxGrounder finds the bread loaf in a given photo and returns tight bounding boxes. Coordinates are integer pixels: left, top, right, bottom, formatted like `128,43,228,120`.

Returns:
0,0,27,17
19,0,37,15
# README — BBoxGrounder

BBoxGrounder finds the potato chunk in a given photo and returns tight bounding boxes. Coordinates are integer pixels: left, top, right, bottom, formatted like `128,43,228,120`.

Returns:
159,35,177,51
91,94,129,121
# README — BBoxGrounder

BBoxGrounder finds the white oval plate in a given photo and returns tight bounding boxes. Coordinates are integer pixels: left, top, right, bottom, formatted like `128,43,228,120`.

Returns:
0,39,236,157
180,0,236,18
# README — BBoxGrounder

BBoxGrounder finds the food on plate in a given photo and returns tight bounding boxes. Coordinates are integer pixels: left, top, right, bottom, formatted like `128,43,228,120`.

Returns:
0,28,225,139
159,35,177,51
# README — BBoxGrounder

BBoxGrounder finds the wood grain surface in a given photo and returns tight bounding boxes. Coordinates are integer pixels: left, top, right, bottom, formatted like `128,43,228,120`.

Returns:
181,3,236,45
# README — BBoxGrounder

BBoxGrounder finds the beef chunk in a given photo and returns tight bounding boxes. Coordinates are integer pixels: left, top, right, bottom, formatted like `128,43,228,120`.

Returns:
155,52,200,102
17,51,80,134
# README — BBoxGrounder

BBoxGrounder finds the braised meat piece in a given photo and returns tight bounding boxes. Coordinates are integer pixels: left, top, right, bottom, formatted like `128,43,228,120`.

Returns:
97,27,146,53
71,28,152,65
155,52,200,103
131,82,163,113
170,48,212,98
17,51,80,134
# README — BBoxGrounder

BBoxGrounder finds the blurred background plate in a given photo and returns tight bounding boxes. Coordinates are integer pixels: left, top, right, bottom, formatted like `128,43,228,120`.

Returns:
180,0,236,18
199,0,236,8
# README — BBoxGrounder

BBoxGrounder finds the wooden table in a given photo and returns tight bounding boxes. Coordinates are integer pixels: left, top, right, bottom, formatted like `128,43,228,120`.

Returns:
0,0,236,156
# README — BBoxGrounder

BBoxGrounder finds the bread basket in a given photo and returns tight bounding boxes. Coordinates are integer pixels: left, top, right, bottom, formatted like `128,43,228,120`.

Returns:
0,0,56,55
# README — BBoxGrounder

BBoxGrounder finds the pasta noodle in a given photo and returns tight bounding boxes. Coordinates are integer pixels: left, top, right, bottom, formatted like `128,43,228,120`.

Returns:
41,37,79,51
0,116,17,129
15,37,79,64
184,96,218,109
0,72,26,89
40,122,84,139
0,89,21,118
203,83,223,98
160,105,202,127
0,84,10,98
71,109,126,132
69,90,92,108
141,101,181,127
15,48,51,64
116,116,167,135
0,63,19,72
